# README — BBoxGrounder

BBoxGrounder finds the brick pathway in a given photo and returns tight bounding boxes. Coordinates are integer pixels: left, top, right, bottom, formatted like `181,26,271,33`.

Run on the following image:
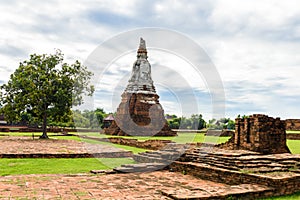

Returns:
0,171,245,199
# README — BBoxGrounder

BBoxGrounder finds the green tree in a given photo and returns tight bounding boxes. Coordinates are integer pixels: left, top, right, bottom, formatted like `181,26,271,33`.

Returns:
0,50,94,138
74,108,106,129
190,114,206,130
227,119,235,130
94,108,105,127
166,114,206,130
72,110,90,128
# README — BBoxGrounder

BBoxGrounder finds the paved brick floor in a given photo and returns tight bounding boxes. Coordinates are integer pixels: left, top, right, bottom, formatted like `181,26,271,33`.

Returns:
0,171,252,199
0,136,129,157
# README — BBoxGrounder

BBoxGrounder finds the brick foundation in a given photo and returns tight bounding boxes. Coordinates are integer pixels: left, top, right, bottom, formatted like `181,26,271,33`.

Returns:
169,161,300,197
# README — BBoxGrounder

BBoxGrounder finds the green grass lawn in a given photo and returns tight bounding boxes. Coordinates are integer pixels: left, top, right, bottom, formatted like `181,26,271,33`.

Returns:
287,140,300,154
286,130,300,134
260,192,300,200
0,158,135,176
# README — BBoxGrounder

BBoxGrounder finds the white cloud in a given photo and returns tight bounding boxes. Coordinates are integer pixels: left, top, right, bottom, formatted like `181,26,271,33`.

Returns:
0,0,299,120
209,0,300,37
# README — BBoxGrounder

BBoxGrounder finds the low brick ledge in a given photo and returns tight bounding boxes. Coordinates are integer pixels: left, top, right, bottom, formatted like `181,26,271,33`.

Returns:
82,135,174,150
160,184,274,200
286,133,300,140
169,161,300,197
0,152,133,158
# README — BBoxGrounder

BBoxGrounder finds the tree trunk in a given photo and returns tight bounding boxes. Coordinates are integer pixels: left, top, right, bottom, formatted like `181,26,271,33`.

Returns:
40,111,49,139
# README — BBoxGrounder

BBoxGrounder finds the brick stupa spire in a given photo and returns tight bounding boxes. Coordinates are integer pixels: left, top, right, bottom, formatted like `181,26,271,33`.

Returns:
104,38,176,136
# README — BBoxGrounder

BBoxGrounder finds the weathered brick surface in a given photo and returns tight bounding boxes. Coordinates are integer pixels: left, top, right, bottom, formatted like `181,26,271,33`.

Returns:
286,133,300,140
0,136,132,158
82,135,175,150
0,171,275,200
107,137,173,150
171,161,300,196
285,119,300,130
104,39,176,137
105,93,176,137
205,129,234,136
219,114,290,154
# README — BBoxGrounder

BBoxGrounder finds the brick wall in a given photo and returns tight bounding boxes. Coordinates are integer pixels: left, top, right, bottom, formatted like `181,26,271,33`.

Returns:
170,161,300,197
286,134,300,140
107,137,173,150
285,119,300,130
219,114,290,154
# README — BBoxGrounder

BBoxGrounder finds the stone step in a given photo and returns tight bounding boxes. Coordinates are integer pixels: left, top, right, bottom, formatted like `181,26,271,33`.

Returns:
195,157,236,166
183,149,300,173
135,149,184,163
278,160,299,165
234,160,272,165
187,152,300,165
113,167,134,173
186,154,293,172
140,151,181,157
161,183,274,200
190,158,290,173
195,160,240,171
113,163,167,173
190,149,259,158
244,167,289,173
133,154,170,164
138,152,164,157
197,160,241,170
290,169,300,174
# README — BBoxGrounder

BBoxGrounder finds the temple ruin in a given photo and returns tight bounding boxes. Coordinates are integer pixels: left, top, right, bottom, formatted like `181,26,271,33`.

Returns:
219,114,290,154
104,38,176,136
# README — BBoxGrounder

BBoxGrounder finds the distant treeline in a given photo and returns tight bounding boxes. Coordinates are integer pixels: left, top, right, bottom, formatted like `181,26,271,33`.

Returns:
3,108,236,130
166,114,235,130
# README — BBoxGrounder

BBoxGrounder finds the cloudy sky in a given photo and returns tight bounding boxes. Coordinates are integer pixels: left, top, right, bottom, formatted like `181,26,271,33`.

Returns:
0,0,299,120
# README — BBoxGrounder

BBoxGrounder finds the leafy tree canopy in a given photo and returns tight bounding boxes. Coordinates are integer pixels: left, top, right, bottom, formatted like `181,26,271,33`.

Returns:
167,114,206,130
0,50,94,138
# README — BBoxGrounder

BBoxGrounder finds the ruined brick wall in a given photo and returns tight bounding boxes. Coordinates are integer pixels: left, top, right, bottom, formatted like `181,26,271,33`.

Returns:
105,92,176,136
170,162,300,197
286,134,300,140
219,114,290,154
107,137,173,150
285,119,300,131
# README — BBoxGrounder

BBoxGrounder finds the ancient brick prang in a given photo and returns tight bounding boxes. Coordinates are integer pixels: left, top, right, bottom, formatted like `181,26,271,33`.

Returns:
104,38,176,137
219,114,290,154
104,92,175,136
